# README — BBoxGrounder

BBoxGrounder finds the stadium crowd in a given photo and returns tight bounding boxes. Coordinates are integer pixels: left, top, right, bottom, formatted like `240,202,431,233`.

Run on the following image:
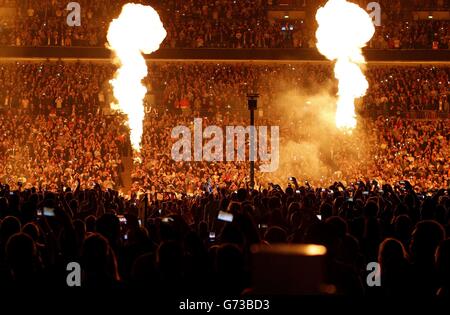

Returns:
364,65,449,112
132,111,450,195
149,62,450,115
0,112,127,191
0,61,448,193
0,61,113,115
0,0,448,49
370,20,449,49
1,61,447,118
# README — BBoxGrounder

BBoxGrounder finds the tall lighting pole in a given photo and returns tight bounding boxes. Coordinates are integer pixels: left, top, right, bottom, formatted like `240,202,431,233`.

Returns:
247,93,259,189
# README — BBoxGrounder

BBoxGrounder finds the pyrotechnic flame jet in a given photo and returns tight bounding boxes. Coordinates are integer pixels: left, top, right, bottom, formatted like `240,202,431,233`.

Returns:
316,0,375,130
107,3,166,152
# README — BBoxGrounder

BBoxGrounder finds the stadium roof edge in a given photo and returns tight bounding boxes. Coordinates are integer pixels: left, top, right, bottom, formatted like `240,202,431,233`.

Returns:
0,47,448,62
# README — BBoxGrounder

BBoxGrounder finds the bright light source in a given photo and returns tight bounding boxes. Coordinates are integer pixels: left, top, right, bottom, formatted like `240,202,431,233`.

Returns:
315,0,375,130
107,4,166,152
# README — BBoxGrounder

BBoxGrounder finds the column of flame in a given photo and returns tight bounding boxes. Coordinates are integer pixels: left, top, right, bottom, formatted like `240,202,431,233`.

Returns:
316,0,375,130
107,3,166,151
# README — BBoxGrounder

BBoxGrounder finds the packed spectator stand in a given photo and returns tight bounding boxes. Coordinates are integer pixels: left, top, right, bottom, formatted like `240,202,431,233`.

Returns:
0,61,447,194
0,0,447,49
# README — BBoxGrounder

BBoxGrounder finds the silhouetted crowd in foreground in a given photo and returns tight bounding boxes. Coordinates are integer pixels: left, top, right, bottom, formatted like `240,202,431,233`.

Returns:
0,180,449,296
0,0,448,49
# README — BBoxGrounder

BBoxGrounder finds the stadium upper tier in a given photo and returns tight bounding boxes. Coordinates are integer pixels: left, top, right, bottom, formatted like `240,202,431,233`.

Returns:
0,0,447,51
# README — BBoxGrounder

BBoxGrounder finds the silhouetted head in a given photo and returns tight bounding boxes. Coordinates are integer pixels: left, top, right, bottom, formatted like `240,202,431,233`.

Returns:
85,215,96,233
22,222,40,242
378,238,408,268
421,198,436,220
410,220,445,264
325,216,347,239
96,213,120,247
341,234,361,266
227,202,242,217
236,212,260,245
7,193,19,211
236,188,247,203
157,240,183,276
269,209,285,227
287,202,300,215
394,203,408,217
289,211,302,229
394,214,412,241
303,193,316,209
268,196,282,211
220,223,244,246
6,233,38,277
20,201,37,223
81,233,119,281
0,216,21,245
364,201,378,217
